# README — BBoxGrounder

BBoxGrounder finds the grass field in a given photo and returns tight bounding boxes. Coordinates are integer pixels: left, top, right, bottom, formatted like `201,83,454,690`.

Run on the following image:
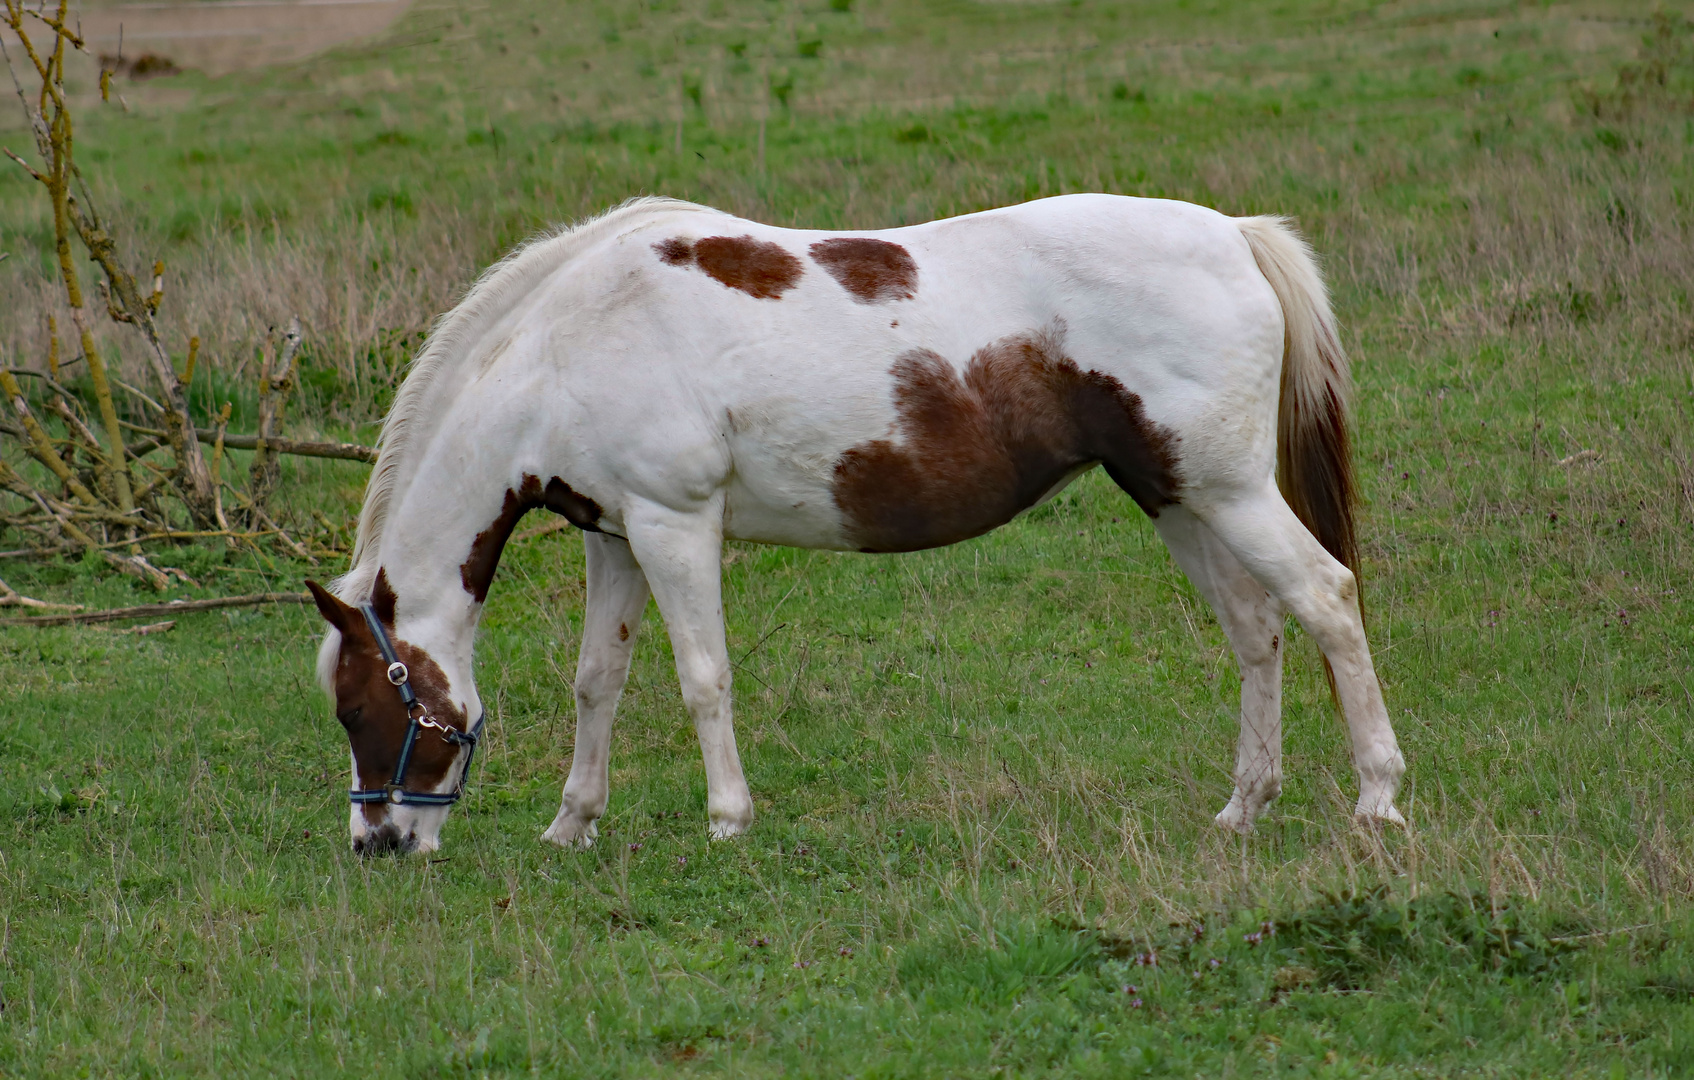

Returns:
3,1,1693,1075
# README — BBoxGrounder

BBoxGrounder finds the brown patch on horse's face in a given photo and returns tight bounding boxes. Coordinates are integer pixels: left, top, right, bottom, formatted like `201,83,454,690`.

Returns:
832,327,1180,552
307,579,466,828
652,235,802,299
809,238,917,303
461,474,604,603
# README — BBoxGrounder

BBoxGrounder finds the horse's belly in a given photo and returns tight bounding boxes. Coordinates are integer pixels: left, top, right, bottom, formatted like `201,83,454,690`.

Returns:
720,408,857,549
722,478,851,549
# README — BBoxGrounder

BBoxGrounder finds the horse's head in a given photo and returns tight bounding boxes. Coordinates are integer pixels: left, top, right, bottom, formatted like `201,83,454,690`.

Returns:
307,575,482,855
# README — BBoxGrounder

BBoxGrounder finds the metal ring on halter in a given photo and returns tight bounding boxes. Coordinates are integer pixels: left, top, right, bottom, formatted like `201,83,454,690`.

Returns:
387,661,409,685
417,715,453,735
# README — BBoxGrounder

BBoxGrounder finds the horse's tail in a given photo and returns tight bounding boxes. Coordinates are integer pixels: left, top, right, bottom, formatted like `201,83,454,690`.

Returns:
1235,216,1359,582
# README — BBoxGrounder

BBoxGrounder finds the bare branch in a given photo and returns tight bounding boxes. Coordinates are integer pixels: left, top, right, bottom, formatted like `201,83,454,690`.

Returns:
0,591,310,627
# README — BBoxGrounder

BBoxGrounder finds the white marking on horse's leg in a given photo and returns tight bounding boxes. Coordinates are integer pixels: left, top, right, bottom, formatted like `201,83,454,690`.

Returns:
1195,486,1406,826
543,532,650,849
1153,506,1286,833
623,498,754,840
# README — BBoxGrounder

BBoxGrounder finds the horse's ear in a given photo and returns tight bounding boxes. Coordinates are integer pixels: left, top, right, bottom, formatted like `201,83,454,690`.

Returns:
305,579,356,634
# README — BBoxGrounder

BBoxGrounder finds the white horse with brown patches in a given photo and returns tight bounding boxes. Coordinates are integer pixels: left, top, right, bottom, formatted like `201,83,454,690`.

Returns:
309,194,1405,856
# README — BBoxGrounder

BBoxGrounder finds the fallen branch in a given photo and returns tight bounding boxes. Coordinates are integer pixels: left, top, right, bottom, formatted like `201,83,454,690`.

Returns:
0,574,82,610
121,422,378,463
210,431,375,463
0,590,309,626
114,421,379,463
514,517,572,544
103,619,174,635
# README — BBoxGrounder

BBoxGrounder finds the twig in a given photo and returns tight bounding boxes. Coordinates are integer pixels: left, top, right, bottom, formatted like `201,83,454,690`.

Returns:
248,315,303,507
1548,922,1657,944
212,432,375,463
2,366,79,402
0,575,82,610
209,401,230,532
513,517,572,544
107,420,375,463
220,481,313,564
113,377,163,415
101,619,174,635
0,591,310,626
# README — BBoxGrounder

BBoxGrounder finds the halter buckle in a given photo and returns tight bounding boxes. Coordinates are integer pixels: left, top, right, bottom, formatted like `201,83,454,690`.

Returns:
386,661,409,686
385,783,405,804
417,714,468,743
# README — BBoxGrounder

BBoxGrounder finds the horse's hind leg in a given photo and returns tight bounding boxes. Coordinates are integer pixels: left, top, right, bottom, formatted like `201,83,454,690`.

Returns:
1190,484,1405,825
1153,506,1287,833
544,532,651,848
623,497,755,839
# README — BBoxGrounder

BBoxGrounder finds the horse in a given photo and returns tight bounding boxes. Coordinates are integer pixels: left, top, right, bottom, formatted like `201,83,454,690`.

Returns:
307,194,1406,856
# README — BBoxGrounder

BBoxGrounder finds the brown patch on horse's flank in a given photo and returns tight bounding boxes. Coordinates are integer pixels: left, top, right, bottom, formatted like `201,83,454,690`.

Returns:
618,623,630,642
653,234,802,299
1271,634,1280,653
461,474,604,602
832,327,1180,553
809,237,917,303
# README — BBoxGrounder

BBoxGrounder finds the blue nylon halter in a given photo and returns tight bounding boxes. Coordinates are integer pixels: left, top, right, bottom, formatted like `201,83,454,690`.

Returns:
349,603,485,807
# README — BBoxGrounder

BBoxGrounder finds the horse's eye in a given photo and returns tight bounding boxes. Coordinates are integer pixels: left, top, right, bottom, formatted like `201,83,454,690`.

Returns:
336,706,363,729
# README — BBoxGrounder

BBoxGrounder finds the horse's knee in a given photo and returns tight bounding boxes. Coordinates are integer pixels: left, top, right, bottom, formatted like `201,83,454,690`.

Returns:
1232,627,1282,669
677,662,731,717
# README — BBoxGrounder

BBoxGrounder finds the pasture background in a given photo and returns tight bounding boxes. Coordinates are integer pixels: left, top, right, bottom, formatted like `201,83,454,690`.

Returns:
2,1,1692,1075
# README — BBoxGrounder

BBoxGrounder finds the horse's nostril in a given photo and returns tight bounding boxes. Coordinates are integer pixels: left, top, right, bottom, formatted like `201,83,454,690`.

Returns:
353,825,407,857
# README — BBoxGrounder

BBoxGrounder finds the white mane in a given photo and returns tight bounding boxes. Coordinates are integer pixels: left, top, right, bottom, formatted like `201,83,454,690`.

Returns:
330,196,710,603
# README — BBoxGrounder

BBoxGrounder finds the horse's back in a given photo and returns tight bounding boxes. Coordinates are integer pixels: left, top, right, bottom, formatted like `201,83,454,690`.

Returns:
492,195,1286,550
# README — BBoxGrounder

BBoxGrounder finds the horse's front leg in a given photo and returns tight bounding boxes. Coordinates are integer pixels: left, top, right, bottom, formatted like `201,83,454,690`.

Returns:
624,496,754,839
1153,505,1287,833
544,531,651,849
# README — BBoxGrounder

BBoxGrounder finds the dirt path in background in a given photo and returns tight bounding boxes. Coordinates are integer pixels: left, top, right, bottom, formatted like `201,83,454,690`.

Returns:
11,0,412,77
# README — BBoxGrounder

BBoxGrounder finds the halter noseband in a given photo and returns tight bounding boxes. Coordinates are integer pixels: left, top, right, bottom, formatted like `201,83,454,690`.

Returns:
349,603,485,807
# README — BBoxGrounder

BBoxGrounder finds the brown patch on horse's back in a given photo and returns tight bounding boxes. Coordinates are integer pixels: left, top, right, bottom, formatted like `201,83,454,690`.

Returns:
618,623,630,642
655,237,694,265
809,237,917,303
832,327,1180,552
653,234,802,299
461,474,604,602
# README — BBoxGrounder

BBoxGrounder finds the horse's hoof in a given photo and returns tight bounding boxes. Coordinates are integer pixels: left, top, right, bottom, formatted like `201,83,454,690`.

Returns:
1213,801,1255,835
1352,801,1406,828
542,814,599,849
707,815,750,840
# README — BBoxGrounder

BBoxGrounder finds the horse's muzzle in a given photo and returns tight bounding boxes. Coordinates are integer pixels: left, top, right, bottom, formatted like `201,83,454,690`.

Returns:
352,823,417,857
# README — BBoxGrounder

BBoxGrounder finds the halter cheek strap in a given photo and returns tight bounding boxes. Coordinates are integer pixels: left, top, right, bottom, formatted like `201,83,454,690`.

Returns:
349,604,485,807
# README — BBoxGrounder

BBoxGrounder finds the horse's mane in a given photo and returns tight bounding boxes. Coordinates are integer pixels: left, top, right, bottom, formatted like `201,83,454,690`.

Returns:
330,195,710,602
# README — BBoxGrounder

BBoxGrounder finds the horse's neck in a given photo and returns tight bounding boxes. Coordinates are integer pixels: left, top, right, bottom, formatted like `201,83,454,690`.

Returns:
369,404,520,668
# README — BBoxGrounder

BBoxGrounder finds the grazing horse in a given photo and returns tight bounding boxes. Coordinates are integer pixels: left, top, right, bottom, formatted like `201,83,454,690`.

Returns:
308,194,1405,856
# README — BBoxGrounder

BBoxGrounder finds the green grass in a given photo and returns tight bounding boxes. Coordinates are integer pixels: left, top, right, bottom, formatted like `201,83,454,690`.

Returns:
3,1,1693,1076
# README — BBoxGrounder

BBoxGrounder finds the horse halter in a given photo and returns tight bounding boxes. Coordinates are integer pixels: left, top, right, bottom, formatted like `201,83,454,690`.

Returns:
349,603,486,807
